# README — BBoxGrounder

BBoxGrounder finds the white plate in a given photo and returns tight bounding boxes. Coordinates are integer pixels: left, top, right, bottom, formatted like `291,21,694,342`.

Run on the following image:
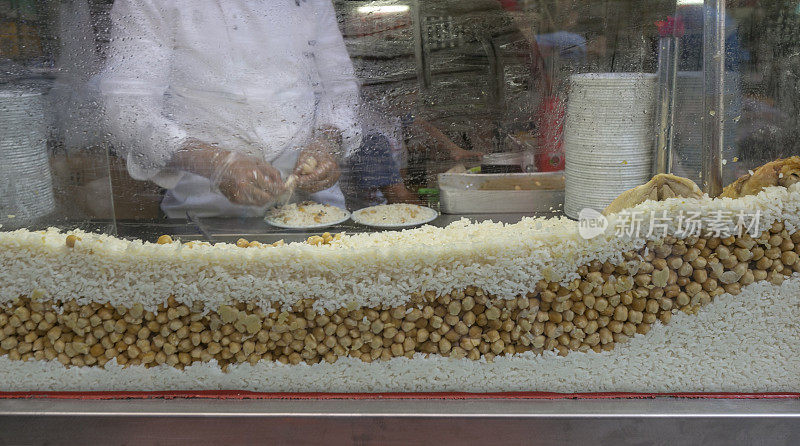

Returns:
352,204,439,229
566,164,651,173
566,134,652,141
565,136,652,144
565,140,652,147
565,134,653,143
571,115,653,122
565,116,653,124
566,171,650,181
569,104,654,110
565,169,651,179
565,148,652,157
566,147,652,155
568,93,654,100
568,108,654,117
565,142,653,151
568,94,656,103
566,180,649,190
571,75,657,86
566,153,652,161
566,182,648,193
265,209,350,230
565,121,654,130
565,114,655,123
566,160,652,169
565,128,653,135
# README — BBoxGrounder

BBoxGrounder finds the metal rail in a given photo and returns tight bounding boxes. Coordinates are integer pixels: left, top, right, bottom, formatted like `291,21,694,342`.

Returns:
653,35,678,175
0,398,798,444
701,0,726,196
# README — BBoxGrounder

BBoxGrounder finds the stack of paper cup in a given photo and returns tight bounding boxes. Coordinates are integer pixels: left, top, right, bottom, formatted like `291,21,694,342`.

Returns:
564,73,657,218
0,88,55,227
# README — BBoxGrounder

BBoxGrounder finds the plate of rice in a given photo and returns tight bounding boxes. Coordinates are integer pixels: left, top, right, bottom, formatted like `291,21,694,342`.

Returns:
351,203,439,228
266,201,350,229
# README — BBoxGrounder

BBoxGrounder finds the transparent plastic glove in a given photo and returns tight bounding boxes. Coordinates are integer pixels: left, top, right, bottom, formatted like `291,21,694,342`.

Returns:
172,138,285,206
293,136,341,194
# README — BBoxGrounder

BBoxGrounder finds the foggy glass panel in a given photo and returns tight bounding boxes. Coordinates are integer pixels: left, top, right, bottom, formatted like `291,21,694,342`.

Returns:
1,0,116,232
1,0,798,225
732,1,800,171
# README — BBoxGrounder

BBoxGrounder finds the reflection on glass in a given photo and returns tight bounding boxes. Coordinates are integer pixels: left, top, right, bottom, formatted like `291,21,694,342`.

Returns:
0,0,796,225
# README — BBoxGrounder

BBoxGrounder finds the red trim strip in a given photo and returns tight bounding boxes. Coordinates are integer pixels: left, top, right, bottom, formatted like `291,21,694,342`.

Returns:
0,391,798,400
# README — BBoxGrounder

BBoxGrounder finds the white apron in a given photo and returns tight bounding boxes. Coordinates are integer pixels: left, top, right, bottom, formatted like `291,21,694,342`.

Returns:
98,0,360,217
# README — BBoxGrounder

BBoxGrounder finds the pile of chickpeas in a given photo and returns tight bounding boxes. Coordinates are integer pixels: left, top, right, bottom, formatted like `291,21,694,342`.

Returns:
1,221,798,369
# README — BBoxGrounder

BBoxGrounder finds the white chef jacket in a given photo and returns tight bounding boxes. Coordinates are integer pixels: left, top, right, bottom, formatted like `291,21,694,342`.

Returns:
98,0,360,217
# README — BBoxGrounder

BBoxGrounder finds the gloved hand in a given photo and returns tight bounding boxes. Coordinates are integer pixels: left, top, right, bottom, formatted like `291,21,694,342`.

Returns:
212,151,286,205
293,133,342,194
172,138,285,206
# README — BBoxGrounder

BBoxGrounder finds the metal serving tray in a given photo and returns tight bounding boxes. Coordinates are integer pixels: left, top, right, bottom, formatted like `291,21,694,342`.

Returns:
438,172,565,214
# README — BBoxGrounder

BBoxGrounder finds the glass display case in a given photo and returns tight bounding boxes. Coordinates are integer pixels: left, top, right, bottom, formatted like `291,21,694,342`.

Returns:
1,0,799,440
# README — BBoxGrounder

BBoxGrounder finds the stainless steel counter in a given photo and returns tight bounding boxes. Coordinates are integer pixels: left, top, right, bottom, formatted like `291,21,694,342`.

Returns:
192,212,553,244
0,397,798,444
47,212,561,244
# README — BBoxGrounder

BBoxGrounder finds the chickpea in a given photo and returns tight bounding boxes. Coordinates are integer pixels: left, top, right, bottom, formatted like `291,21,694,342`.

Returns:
702,279,718,292
781,251,799,267
739,270,755,286
598,328,613,345
756,257,773,270
691,256,708,269
613,306,628,322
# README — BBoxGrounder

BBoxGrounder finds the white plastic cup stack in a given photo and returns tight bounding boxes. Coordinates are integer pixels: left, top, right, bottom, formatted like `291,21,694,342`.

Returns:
564,73,657,218
0,88,55,227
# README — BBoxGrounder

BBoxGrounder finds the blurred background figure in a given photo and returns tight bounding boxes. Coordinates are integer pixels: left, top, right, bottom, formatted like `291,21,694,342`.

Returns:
98,0,361,217
343,99,482,209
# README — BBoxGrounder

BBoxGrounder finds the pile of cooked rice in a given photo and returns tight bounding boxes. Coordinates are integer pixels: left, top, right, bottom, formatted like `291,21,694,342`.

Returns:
1,184,800,392
266,201,348,227
352,204,437,227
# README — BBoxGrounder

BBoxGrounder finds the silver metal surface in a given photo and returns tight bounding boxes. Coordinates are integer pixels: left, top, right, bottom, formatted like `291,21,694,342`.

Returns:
702,0,726,196
654,36,678,175
0,398,797,444
190,213,551,244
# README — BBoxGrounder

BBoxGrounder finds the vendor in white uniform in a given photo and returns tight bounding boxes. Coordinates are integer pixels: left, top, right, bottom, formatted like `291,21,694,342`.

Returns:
99,0,361,218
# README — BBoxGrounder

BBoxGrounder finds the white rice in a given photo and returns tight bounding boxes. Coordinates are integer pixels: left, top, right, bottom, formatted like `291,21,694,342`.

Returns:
1,277,796,393
265,201,348,228
0,184,799,392
1,184,799,314
352,204,438,227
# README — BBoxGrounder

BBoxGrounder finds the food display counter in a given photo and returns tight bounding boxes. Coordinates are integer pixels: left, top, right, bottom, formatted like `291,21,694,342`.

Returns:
1,205,799,441
2,0,800,442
